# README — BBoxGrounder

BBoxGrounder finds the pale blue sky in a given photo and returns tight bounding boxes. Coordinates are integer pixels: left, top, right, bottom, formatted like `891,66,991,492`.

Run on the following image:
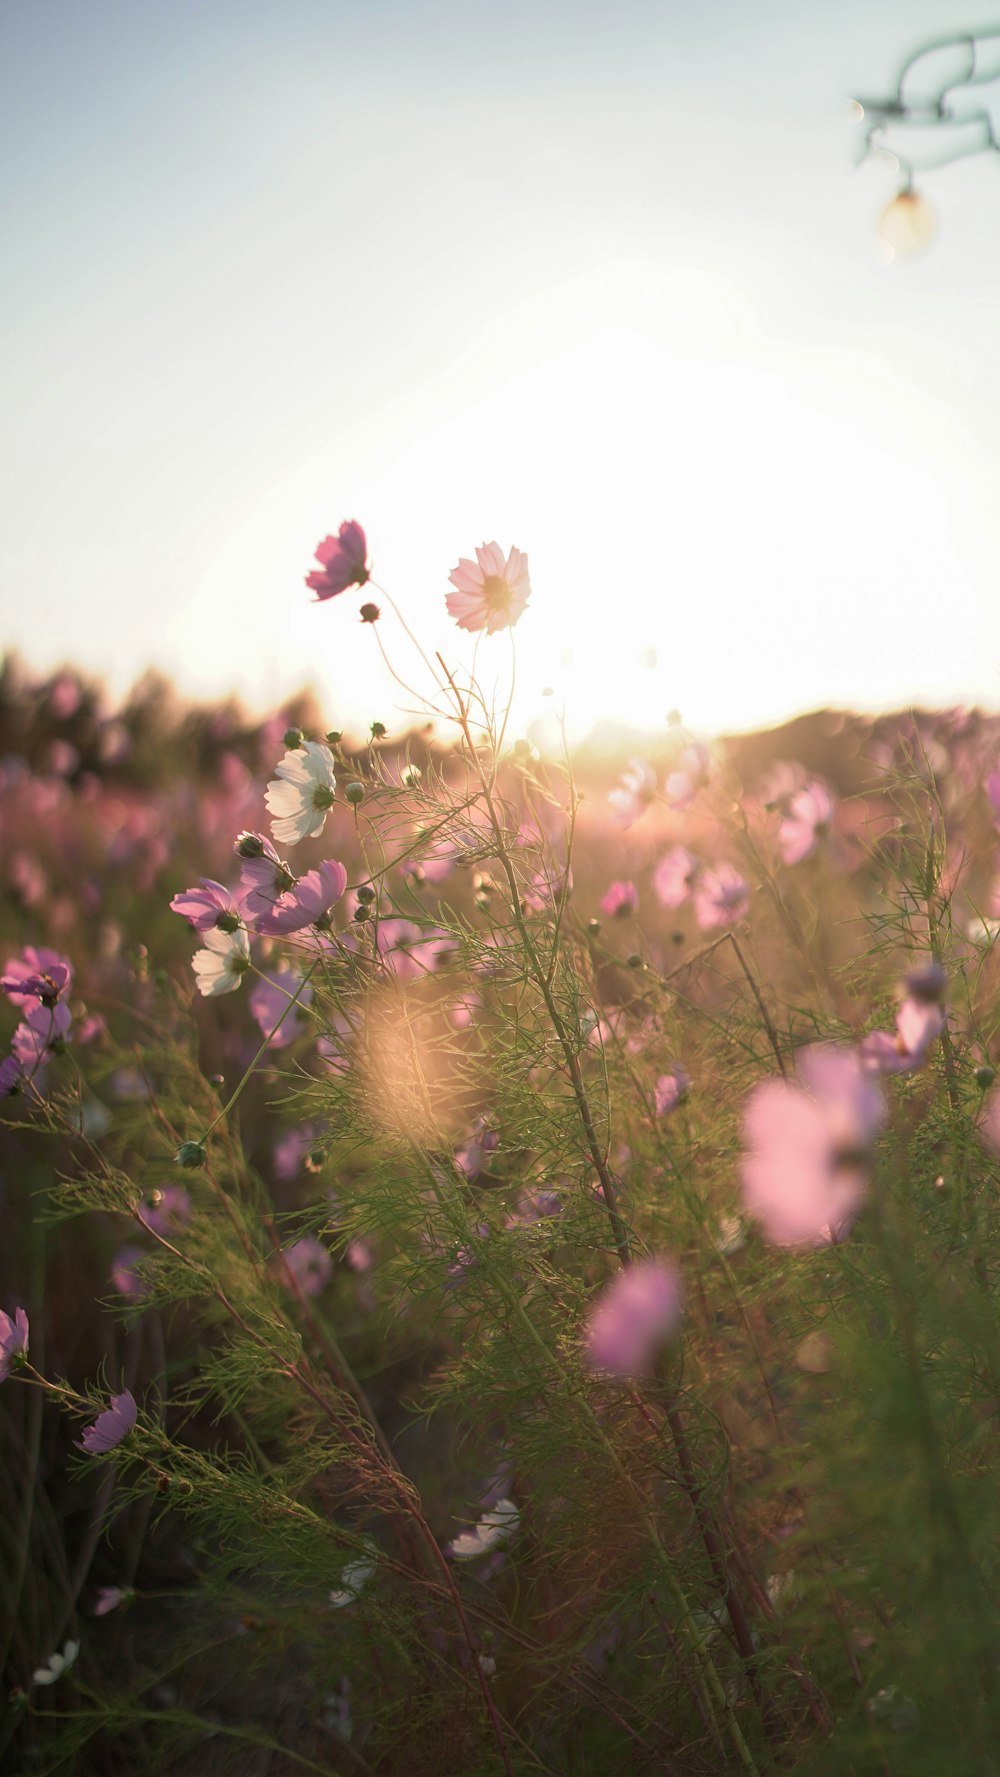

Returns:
3,0,1000,742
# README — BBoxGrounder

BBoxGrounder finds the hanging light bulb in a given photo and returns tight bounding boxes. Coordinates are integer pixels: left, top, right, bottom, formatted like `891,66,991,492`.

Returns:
878,187,937,257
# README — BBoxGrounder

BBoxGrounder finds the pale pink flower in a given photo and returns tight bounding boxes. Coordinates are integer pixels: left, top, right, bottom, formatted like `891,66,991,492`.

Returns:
446,542,531,634
305,521,370,600
137,1187,192,1237
861,960,947,1076
80,1390,137,1454
694,863,749,930
665,743,710,809
249,969,312,1047
609,759,657,829
275,1236,332,1297
12,1001,72,1075
191,926,250,997
236,833,296,919
778,781,835,866
111,1246,149,1301
373,917,455,978
93,1586,130,1617
654,1067,690,1116
254,859,347,936
741,1045,885,1247
0,1305,29,1380
170,879,245,932
653,846,698,910
0,1054,22,1096
265,743,337,846
584,1257,682,1377
600,880,639,919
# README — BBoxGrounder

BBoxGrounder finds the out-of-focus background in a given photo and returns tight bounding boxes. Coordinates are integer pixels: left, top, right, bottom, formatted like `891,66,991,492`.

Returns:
3,0,1000,744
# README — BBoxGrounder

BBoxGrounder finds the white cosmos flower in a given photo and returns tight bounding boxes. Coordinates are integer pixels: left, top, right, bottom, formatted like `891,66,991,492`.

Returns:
447,1498,519,1560
265,743,337,847
191,925,251,997
33,1639,79,1685
328,1542,377,1608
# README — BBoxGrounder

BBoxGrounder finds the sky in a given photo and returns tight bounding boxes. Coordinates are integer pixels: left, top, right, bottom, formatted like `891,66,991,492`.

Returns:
3,0,1000,747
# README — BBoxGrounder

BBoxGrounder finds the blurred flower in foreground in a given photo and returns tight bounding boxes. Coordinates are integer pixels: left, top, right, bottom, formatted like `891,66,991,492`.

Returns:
0,1305,29,1380
446,542,531,634
584,1257,682,1377
275,1236,333,1298
305,521,370,600
741,1045,885,1247
80,1390,138,1454
653,846,698,910
265,743,337,846
448,1498,520,1559
654,1067,690,1116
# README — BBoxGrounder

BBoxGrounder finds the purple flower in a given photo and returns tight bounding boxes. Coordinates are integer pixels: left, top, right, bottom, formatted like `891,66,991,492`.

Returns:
255,859,348,936
584,1258,682,1378
235,834,296,919
306,521,371,601
274,1236,332,1298
248,970,312,1048
79,1390,137,1454
3,946,73,1009
111,1246,149,1301
693,863,749,930
169,879,245,932
137,1186,192,1237
0,1306,29,1380
778,781,835,866
0,1054,22,1096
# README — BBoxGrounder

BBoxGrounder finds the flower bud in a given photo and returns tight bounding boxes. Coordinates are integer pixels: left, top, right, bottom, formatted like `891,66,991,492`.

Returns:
587,918,601,934
975,1064,996,1091
359,602,381,624
345,782,365,805
175,1140,206,1169
370,721,387,740
326,730,342,745
235,832,265,858
356,884,376,904
283,728,303,750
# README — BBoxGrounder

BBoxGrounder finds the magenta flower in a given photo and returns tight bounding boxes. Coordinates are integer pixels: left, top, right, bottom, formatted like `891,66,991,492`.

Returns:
584,1257,682,1377
137,1186,192,1237
3,946,73,1009
654,1067,690,1116
778,781,835,866
0,1306,29,1380
305,521,370,601
446,542,531,635
0,1054,22,1096
255,859,348,936
693,863,749,930
741,1045,885,1248
169,879,245,932
79,1390,137,1454
12,1000,72,1077
600,880,639,919
653,846,698,910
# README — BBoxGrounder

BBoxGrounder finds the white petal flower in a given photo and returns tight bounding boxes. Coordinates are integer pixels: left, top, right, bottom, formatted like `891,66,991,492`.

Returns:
191,926,251,997
328,1544,377,1608
33,1639,80,1685
265,743,337,847
447,1498,519,1560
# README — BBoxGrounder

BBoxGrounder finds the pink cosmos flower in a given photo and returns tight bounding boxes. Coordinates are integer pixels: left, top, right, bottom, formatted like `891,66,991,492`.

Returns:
0,1054,22,1096
93,1586,129,1617
373,917,455,979
275,1236,333,1297
248,970,313,1048
272,1123,320,1183
254,859,348,936
305,521,370,600
778,781,835,866
600,880,639,919
170,879,245,932
12,1001,72,1074
584,1257,682,1377
3,947,73,1009
654,1067,690,1116
0,1306,29,1380
693,863,749,930
609,759,657,829
860,959,947,1076
235,834,297,920
665,743,710,810
111,1246,149,1301
741,1045,885,1248
79,1390,137,1454
137,1186,192,1237
653,846,698,910
446,542,531,635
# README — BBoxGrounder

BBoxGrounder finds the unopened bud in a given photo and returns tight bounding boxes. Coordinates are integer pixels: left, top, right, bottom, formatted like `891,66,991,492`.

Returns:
359,602,381,624
326,730,342,745
175,1140,206,1169
345,782,365,805
975,1064,996,1091
370,721,387,740
356,884,376,904
283,728,303,750
235,832,265,858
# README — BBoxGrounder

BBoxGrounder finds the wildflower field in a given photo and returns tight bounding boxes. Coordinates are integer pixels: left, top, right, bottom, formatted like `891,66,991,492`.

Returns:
7,533,1000,1776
